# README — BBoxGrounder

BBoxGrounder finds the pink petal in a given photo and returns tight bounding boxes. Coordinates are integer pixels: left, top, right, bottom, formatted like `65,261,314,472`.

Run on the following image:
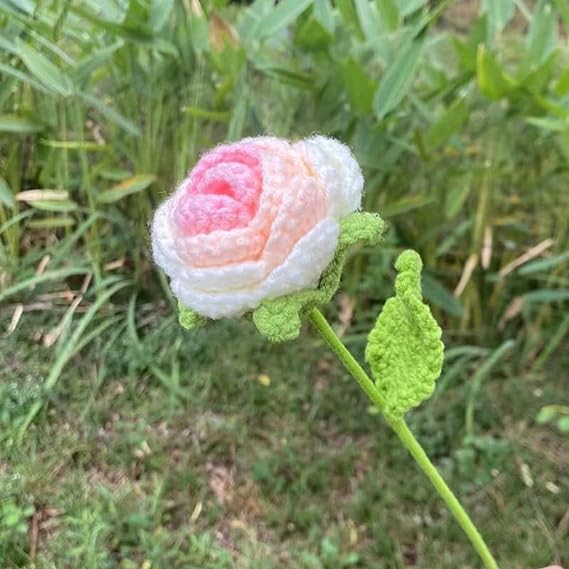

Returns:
175,142,264,236
174,194,251,236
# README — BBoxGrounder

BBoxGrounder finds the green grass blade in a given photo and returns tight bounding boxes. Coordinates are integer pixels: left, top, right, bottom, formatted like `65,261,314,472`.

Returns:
373,38,422,119
97,174,156,204
18,280,130,440
79,93,141,137
0,267,89,303
518,250,569,275
255,0,313,39
17,40,74,96
465,340,515,439
0,61,51,93
0,175,14,208
0,114,43,133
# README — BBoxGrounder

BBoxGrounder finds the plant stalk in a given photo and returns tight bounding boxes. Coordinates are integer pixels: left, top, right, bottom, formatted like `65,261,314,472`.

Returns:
308,307,500,569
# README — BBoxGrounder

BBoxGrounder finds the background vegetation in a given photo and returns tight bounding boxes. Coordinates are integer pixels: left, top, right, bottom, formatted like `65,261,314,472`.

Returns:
0,0,568,567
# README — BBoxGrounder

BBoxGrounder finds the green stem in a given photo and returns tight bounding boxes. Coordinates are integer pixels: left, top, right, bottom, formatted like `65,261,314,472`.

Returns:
388,420,499,569
308,307,500,569
73,98,102,288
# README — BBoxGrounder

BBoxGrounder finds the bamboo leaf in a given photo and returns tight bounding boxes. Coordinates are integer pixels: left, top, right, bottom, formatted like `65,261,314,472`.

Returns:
374,39,422,119
79,93,141,137
294,12,331,51
425,97,469,151
422,273,464,317
97,174,156,204
16,189,69,201
28,216,76,229
476,44,515,100
28,200,79,213
0,176,14,208
445,178,471,219
40,139,108,151
341,58,375,115
336,0,360,30
518,250,569,275
354,0,383,41
151,0,174,32
381,194,434,216
375,0,399,30
482,0,514,35
526,116,568,131
0,114,43,133
523,289,569,303
17,40,73,96
524,0,557,71
314,0,334,32
188,9,209,53
554,66,569,96
398,0,427,16
0,62,51,93
256,0,313,39
74,42,123,85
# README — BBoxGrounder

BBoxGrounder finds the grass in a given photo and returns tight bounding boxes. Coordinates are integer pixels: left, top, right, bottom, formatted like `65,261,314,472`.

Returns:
1,0,569,567
1,306,568,568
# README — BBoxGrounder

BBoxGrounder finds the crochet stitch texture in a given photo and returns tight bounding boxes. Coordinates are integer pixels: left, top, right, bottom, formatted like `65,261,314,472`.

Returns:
152,135,366,320
365,251,444,418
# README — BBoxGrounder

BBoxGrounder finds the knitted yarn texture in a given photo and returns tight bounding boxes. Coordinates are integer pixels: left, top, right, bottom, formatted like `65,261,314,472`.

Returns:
152,135,370,321
365,251,444,418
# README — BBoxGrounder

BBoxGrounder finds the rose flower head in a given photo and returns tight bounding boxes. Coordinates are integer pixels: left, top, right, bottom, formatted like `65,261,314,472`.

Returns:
151,135,383,341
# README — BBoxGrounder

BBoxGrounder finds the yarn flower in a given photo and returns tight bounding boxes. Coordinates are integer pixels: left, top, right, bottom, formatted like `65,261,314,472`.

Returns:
151,135,383,341
149,138,501,569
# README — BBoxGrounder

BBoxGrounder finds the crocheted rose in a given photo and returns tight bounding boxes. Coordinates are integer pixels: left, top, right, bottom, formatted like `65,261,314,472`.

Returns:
152,135,383,337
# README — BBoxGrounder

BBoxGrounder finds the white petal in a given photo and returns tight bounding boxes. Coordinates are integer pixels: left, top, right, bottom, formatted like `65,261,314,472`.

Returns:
296,136,363,218
151,196,182,277
171,219,340,319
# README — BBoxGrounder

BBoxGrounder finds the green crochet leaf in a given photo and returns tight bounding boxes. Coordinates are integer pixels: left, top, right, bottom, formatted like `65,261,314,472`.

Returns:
365,250,444,419
338,211,384,247
178,301,207,330
253,212,383,342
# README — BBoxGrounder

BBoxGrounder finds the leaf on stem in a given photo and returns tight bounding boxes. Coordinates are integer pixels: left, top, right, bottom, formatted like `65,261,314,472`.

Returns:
365,250,444,418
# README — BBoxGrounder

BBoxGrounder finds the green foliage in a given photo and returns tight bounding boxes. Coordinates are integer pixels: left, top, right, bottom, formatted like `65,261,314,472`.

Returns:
373,38,423,119
1,500,34,537
536,404,569,435
464,339,515,439
366,251,444,418
0,0,566,369
1,314,567,568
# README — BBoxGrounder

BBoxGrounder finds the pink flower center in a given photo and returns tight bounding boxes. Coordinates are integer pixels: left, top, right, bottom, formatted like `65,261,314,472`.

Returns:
174,144,263,236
